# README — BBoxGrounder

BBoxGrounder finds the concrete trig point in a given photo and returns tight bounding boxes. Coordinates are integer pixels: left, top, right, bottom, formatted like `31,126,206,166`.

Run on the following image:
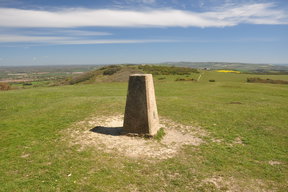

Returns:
123,74,159,136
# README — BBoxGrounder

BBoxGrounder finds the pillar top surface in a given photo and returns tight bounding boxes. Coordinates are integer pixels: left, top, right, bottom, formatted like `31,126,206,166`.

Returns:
130,74,152,77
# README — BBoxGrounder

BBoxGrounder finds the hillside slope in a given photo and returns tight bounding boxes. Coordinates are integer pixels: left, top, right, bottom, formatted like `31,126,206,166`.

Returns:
64,64,199,84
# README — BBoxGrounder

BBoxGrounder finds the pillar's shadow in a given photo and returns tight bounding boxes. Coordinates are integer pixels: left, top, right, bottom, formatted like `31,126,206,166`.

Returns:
90,126,123,136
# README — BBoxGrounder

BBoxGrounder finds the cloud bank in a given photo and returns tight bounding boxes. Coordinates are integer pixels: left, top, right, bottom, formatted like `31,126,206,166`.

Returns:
0,3,287,45
0,3,287,28
0,34,175,45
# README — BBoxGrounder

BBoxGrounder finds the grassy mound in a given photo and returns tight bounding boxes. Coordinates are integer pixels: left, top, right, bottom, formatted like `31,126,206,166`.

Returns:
64,64,199,85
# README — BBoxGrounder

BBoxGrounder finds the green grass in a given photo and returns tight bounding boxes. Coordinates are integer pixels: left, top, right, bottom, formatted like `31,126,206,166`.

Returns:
0,72,287,191
154,127,166,142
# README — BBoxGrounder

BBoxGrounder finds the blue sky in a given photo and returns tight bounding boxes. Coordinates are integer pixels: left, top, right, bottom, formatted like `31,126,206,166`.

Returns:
0,0,287,66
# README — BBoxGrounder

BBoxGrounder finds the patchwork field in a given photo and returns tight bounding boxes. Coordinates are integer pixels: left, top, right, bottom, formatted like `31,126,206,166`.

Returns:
0,71,287,191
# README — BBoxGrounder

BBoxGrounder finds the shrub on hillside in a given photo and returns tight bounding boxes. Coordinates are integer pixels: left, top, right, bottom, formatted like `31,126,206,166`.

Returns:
68,71,95,85
0,82,11,90
23,82,32,86
98,65,122,76
175,78,196,81
103,66,121,75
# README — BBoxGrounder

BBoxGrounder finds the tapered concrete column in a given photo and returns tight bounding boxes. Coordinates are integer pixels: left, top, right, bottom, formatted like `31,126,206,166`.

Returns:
123,74,159,136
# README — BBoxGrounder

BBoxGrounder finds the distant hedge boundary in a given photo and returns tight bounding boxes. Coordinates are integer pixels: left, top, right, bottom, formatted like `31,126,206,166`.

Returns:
247,78,288,84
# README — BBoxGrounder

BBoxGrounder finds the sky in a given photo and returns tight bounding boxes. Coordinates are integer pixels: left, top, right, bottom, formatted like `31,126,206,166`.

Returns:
0,0,287,66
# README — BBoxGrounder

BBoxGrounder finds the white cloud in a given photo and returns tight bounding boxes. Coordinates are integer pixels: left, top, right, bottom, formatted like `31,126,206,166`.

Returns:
0,35,69,42
0,3,286,28
205,3,287,25
0,2,287,46
56,30,112,36
0,33,276,45
0,34,175,45
0,29,113,45
0,29,112,38
19,30,112,36
0,8,227,28
53,39,174,45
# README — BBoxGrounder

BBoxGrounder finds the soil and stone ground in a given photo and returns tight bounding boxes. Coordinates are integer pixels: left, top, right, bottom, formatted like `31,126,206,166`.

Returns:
67,115,206,161
63,115,280,191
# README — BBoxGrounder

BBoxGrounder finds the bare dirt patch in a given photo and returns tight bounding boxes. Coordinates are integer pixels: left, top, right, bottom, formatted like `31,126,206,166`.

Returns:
203,176,277,192
65,115,206,160
268,160,283,166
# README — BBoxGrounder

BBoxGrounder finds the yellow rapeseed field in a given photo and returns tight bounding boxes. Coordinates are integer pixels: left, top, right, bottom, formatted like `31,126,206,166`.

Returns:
216,70,241,73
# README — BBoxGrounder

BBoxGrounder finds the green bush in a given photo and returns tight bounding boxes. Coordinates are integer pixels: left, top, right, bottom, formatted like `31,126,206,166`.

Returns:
176,78,196,81
23,82,32,86
103,66,121,75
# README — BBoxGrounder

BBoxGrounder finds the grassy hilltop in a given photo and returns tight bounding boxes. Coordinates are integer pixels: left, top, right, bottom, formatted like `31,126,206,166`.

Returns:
0,65,288,191
62,65,199,85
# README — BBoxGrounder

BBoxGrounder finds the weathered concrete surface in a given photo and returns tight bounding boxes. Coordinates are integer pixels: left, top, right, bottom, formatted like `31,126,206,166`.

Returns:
123,74,159,136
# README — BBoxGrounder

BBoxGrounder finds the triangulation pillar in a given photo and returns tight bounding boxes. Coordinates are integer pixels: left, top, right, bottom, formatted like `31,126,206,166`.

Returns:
123,74,159,136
